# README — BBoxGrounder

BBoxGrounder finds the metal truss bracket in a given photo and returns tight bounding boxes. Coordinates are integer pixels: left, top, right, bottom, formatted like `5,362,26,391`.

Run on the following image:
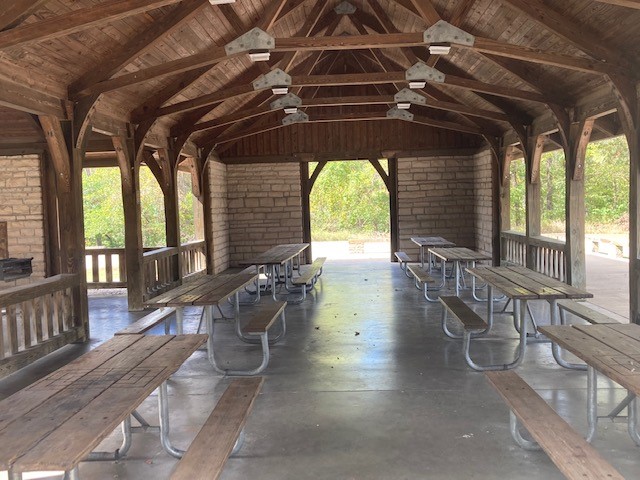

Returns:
387,107,414,121
395,88,427,105
271,93,302,110
282,111,309,125
252,68,292,91
424,20,475,46
405,62,445,83
225,28,275,56
335,1,357,15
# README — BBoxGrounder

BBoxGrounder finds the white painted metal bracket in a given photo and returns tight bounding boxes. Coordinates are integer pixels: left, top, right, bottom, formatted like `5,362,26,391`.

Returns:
424,20,475,46
225,28,275,56
271,93,302,110
387,107,414,121
405,62,445,83
282,111,309,125
395,88,427,105
252,68,292,91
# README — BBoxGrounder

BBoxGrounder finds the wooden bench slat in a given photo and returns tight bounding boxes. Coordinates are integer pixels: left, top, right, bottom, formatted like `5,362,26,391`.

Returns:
407,264,436,284
171,377,264,480
115,307,176,335
439,296,488,330
556,299,619,325
243,301,287,335
291,257,326,285
485,371,624,480
394,251,412,263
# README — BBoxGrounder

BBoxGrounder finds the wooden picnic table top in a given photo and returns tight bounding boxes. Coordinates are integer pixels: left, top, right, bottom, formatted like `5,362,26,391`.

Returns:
539,323,640,396
428,247,492,262
238,243,309,266
0,333,207,473
145,272,257,308
466,266,592,301
410,237,455,247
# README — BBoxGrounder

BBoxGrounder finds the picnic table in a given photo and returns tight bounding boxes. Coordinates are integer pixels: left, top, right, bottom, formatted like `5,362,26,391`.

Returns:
239,243,309,301
464,266,592,370
428,247,491,297
0,333,207,479
410,236,455,269
539,323,640,445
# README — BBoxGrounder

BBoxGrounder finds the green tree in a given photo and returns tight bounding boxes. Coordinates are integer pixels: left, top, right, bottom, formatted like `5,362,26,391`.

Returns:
310,160,390,240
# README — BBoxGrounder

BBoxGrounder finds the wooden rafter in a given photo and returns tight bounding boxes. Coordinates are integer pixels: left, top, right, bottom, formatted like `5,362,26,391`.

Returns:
69,0,209,96
593,0,640,7
0,1,49,31
408,0,441,24
0,77,66,118
0,0,185,49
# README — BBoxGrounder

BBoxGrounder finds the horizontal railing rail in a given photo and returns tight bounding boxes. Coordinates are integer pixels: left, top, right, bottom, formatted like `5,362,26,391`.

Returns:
501,231,566,282
0,274,83,378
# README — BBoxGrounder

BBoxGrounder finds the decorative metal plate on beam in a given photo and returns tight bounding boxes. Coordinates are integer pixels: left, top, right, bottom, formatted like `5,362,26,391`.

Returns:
405,62,445,83
394,88,427,105
335,1,357,15
423,20,475,46
271,93,302,110
282,111,309,125
387,107,414,121
225,28,275,56
253,69,292,91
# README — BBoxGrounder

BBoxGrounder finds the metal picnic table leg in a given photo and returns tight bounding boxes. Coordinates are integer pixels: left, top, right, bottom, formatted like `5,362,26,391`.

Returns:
550,299,587,370
586,366,598,442
626,394,640,446
158,381,186,459
175,306,184,335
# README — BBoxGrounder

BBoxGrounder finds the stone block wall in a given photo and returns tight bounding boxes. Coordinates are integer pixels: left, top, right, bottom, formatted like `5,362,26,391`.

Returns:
397,155,477,260
226,163,303,265
473,149,495,256
207,157,229,273
0,155,46,286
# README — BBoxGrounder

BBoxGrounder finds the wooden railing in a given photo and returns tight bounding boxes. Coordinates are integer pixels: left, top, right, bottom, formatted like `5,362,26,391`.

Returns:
501,231,567,282
142,247,181,301
85,247,126,288
181,240,206,278
0,274,83,378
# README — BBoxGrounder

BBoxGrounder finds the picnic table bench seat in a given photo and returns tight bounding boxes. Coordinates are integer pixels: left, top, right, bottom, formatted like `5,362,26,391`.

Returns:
556,299,620,325
394,251,413,277
208,301,287,376
115,307,177,335
407,264,439,302
485,370,624,480
440,296,527,371
291,257,326,300
171,377,264,480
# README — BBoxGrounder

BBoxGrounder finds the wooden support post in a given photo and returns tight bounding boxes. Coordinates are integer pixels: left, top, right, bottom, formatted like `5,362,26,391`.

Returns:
158,147,182,281
629,121,640,324
388,158,399,261
491,148,501,266
40,151,60,276
113,135,145,311
39,115,89,339
565,119,594,289
300,162,312,264
526,135,544,269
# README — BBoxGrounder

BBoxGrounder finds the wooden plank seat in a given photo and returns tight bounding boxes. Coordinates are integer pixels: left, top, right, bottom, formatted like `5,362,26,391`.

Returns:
556,299,620,325
394,251,413,277
115,307,177,335
440,296,524,371
208,301,287,376
171,377,264,480
291,257,326,300
485,370,624,480
407,264,439,302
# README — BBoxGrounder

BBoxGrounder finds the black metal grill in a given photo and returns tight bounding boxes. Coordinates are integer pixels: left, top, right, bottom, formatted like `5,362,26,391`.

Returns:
0,258,33,281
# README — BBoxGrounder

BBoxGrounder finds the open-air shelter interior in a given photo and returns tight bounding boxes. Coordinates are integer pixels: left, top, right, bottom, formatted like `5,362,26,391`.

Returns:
1,0,640,478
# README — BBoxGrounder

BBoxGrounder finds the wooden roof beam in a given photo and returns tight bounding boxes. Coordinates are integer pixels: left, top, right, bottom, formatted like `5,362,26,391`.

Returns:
0,77,66,118
502,0,636,73
592,0,640,9
0,0,186,49
0,1,49,31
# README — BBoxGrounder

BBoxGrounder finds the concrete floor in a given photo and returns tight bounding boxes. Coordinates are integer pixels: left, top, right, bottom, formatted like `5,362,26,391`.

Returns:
1,260,639,479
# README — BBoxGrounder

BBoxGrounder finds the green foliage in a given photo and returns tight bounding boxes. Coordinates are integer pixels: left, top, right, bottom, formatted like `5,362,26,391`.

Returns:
508,135,629,235
83,166,197,248
309,160,390,240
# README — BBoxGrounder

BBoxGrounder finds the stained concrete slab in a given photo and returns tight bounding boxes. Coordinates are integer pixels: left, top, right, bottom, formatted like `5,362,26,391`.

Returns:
1,260,639,479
